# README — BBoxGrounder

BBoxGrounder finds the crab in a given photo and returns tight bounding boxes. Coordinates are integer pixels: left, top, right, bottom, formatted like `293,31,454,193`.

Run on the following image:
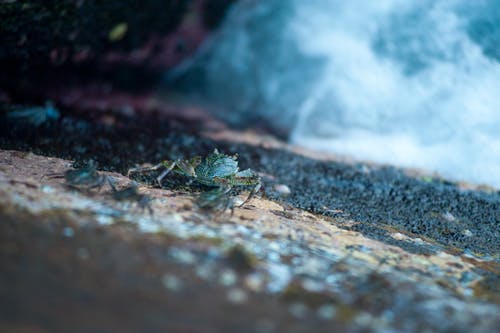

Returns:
62,160,113,191
111,182,153,215
127,149,261,209
196,186,236,214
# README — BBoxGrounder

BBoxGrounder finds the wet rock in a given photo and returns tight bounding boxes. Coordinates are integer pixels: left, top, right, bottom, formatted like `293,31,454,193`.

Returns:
0,138,498,333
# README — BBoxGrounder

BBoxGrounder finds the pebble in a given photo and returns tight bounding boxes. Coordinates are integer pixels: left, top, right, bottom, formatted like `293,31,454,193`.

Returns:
41,185,55,193
354,311,375,327
169,248,197,265
391,232,409,241
97,215,113,226
302,278,325,292
267,252,281,262
288,302,308,318
442,212,456,222
244,273,264,292
268,242,281,252
62,226,74,237
219,269,237,286
195,264,215,281
162,274,182,292
227,288,248,304
77,247,90,260
273,184,291,196
316,304,336,320
462,229,473,237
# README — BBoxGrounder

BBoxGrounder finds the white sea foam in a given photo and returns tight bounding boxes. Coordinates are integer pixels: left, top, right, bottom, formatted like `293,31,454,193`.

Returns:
181,0,500,187
288,0,500,187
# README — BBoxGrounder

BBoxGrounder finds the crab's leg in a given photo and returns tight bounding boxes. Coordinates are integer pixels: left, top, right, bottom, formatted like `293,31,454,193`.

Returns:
156,161,177,187
239,182,261,207
43,173,65,180
107,176,118,192
138,196,154,215
196,185,233,216
88,174,112,192
231,169,262,206
127,162,164,177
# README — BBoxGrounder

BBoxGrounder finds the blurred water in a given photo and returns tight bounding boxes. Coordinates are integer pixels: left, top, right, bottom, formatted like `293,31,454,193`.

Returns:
176,0,500,187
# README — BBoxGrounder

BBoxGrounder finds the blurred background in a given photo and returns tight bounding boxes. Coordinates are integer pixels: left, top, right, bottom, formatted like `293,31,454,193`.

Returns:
1,0,499,187
172,0,500,188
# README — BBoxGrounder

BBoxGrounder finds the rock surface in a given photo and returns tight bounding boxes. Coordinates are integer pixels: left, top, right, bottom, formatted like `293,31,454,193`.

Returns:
0,113,498,332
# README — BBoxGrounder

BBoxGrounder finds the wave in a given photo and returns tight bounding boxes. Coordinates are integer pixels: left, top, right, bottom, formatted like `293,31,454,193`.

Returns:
174,0,500,188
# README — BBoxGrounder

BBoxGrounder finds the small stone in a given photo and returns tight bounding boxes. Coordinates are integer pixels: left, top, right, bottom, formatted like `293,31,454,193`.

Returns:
97,215,113,226
302,278,324,292
273,184,291,196
62,227,74,238
267,263,291,293
169,213,184,223
268,242,281,251
413,238,425,245
244,273,264,292
77,247,90,260
459,271,477,284
267,252,280,262
288,302,308,318
462,229,473,237
317,304,336,320
170,248,196,265
325,274,340,286
195,264,215,280
296,257,324,276
442,211,456,222
462,288,474,297
219,269,237,286
354,311,374,327
41,185,55,193
227,288,247,304
391,232,408,241
359,165,370,174
137,218,162,233
162,274,182,292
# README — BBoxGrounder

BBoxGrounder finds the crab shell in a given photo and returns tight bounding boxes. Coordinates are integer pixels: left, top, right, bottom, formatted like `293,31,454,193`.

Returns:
195,150,239,183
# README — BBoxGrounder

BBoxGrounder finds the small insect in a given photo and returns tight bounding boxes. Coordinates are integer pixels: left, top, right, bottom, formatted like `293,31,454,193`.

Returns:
63,160,113,191
111,182,153,215
128,149,261,211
